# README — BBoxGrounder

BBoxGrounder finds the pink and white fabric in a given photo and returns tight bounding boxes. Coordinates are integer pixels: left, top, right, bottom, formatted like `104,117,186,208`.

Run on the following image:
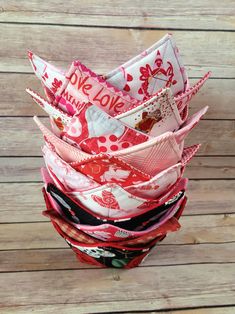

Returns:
126,143,200,199
54,192,186,242
28,52,139,115
34,105,207,176
105,33,188,99
41,166,186,242
26,88,71,133
43,147,156,218
111,106,208,175
41,168,187,227
44,154,191,219
27,87,186,138
114,88,185,136
70,155,151,187
42,145,99,192
38,127,151,187
60,102,149,154
28,34,210,118
43,138,199,203
27,33,211,268
28,50,66,99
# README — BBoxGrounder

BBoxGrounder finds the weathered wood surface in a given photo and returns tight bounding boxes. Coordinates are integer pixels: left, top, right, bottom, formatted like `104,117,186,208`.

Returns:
130,309,235,314
0,24,235,77
1,180,234,223
1,2,234,313
1,242,234,272
1,305,235,314
158,309,235,314
0,264,234,313
1,214,234,250
1,0,235,30
1,118,235,156
1,75,235,119
1,157,235,183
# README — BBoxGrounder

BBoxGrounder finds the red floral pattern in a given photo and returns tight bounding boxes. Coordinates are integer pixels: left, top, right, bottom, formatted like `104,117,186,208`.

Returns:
71,156,150,188
137,50,177,100
51,78,63,93
61,103,149,154
92,190,120,209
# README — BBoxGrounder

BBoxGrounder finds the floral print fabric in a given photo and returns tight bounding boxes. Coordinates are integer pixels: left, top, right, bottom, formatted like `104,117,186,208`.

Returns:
27,33,210,268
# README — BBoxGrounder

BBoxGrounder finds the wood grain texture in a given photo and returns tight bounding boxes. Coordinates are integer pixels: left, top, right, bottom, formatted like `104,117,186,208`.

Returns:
0,157,43,182
184,157,235,179
129,308,235,314
1,118,235,156
1,214,234,250
1,74,234,119
1,157,235,183
0,183,46,222
0,264,234,313
157,308,235,314
1,306,235,314
0,24,234,77
0,2,234,312
1,0,235,30
1,243,234,272
0,180,234,223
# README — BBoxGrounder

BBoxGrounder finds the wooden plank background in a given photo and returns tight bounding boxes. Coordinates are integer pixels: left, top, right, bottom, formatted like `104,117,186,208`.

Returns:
0,1,234,313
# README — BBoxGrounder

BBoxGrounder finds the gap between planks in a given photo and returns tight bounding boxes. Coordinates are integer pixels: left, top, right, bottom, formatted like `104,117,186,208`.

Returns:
0,214,234,250
0,25,234,77
0,264,234,312
1,76,235,119
0,180,235,223
1,159,235,183
0,306,235,314
1,0,235,30
0,118,235,156
0,242,234,273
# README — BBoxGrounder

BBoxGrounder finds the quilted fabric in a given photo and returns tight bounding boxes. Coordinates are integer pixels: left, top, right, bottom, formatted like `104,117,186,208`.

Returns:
26,34,210,268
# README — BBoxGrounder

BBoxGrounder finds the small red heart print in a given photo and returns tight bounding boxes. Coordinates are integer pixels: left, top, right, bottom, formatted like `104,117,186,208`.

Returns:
123,84,130,92
127,74,133,81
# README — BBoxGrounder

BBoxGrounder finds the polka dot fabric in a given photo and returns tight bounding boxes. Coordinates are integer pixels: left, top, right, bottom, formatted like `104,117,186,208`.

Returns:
60,102,150,155
27,34,210,268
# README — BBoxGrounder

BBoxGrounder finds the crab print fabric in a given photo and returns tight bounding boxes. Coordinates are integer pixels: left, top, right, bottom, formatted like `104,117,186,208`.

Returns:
27,34,210,268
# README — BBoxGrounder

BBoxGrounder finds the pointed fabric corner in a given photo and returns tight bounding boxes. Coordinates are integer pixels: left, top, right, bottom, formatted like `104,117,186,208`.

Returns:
27,33,210,268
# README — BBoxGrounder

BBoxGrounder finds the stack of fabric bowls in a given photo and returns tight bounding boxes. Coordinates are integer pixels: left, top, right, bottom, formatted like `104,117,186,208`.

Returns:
27,34,210,268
